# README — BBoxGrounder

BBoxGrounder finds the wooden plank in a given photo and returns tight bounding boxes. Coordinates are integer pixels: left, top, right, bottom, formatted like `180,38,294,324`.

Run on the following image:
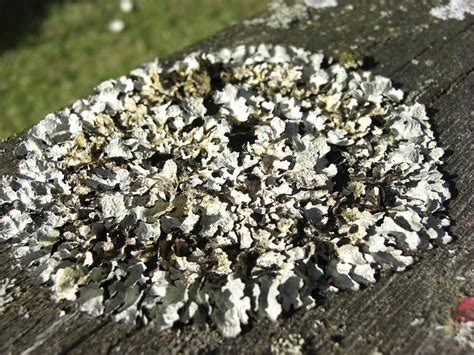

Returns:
0,0,472,353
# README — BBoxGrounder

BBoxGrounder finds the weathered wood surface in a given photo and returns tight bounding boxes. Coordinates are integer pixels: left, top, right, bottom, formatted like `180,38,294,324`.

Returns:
0,0,473,354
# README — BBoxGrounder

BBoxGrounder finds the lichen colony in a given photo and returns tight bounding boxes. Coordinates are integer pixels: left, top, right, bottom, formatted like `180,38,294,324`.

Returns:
0,45,451,337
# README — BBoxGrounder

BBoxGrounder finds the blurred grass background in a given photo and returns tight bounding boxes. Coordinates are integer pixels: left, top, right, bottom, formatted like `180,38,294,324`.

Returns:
0,0,266,137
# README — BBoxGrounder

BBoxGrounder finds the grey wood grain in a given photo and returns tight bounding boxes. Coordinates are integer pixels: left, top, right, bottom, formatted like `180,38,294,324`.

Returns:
0,0,472,354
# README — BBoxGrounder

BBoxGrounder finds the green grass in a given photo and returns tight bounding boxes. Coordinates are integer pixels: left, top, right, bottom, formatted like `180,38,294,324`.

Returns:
0,0,266,137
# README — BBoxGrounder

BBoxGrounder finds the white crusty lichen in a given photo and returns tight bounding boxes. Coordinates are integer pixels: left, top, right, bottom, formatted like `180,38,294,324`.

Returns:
0,44,452,337
304,0,338,9
244,0,338,29
271,333,305,354
430,0,474,20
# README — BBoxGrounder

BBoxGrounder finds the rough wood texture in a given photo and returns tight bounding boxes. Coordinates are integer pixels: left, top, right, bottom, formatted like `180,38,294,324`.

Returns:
0,0,473,353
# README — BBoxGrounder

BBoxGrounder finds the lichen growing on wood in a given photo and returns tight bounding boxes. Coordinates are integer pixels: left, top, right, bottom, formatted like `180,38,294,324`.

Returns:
0,44,452,337
243,0,342,29
430,0,474,20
